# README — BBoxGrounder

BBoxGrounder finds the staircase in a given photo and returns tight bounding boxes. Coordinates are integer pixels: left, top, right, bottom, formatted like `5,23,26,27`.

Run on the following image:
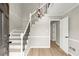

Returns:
9,30,24,56
9,3,51,56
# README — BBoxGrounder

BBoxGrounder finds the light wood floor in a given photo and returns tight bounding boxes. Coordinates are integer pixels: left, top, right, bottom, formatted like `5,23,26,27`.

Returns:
27,41,69,56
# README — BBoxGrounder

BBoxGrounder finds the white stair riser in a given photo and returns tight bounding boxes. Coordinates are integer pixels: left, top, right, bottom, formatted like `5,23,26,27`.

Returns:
9,40,21,43
11,33,21,35
9,30,24,56
9,45,21,49
9,37,21,39
12,30,24,33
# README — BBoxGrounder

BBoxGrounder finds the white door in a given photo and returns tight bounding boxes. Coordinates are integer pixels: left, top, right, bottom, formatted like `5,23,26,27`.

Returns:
60,16,69,54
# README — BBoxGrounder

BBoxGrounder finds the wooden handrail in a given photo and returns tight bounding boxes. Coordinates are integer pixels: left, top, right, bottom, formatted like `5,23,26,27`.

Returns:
31,3,47,16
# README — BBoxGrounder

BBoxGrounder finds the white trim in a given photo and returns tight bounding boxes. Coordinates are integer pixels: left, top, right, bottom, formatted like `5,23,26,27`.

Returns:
20,33,24,56
50,19,60,21
49,18,51,44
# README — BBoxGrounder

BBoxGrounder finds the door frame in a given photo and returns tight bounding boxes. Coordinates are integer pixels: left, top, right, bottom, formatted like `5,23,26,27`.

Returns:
50,19,60,46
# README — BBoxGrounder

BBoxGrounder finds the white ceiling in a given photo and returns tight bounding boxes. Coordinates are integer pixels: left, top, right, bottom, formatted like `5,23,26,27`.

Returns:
48,3,79,16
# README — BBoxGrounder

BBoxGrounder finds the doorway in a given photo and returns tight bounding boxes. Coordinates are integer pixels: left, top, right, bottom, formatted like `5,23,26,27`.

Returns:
50,16,69,55
50,20,68,56
51,21,60,46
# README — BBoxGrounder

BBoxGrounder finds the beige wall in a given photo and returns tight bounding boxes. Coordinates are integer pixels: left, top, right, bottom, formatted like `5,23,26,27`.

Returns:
63,5,79,55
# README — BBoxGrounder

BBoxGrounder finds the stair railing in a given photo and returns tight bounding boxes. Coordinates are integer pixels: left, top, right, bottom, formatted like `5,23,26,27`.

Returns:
30,3,51,27
20,3,50,56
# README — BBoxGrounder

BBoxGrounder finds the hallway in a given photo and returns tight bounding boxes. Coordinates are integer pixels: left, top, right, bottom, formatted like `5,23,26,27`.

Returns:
27,41,68,56
0,3,79,56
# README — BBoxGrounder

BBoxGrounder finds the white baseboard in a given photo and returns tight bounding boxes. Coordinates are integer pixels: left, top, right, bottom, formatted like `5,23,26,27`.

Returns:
68,51,74,56
56,42,60,47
